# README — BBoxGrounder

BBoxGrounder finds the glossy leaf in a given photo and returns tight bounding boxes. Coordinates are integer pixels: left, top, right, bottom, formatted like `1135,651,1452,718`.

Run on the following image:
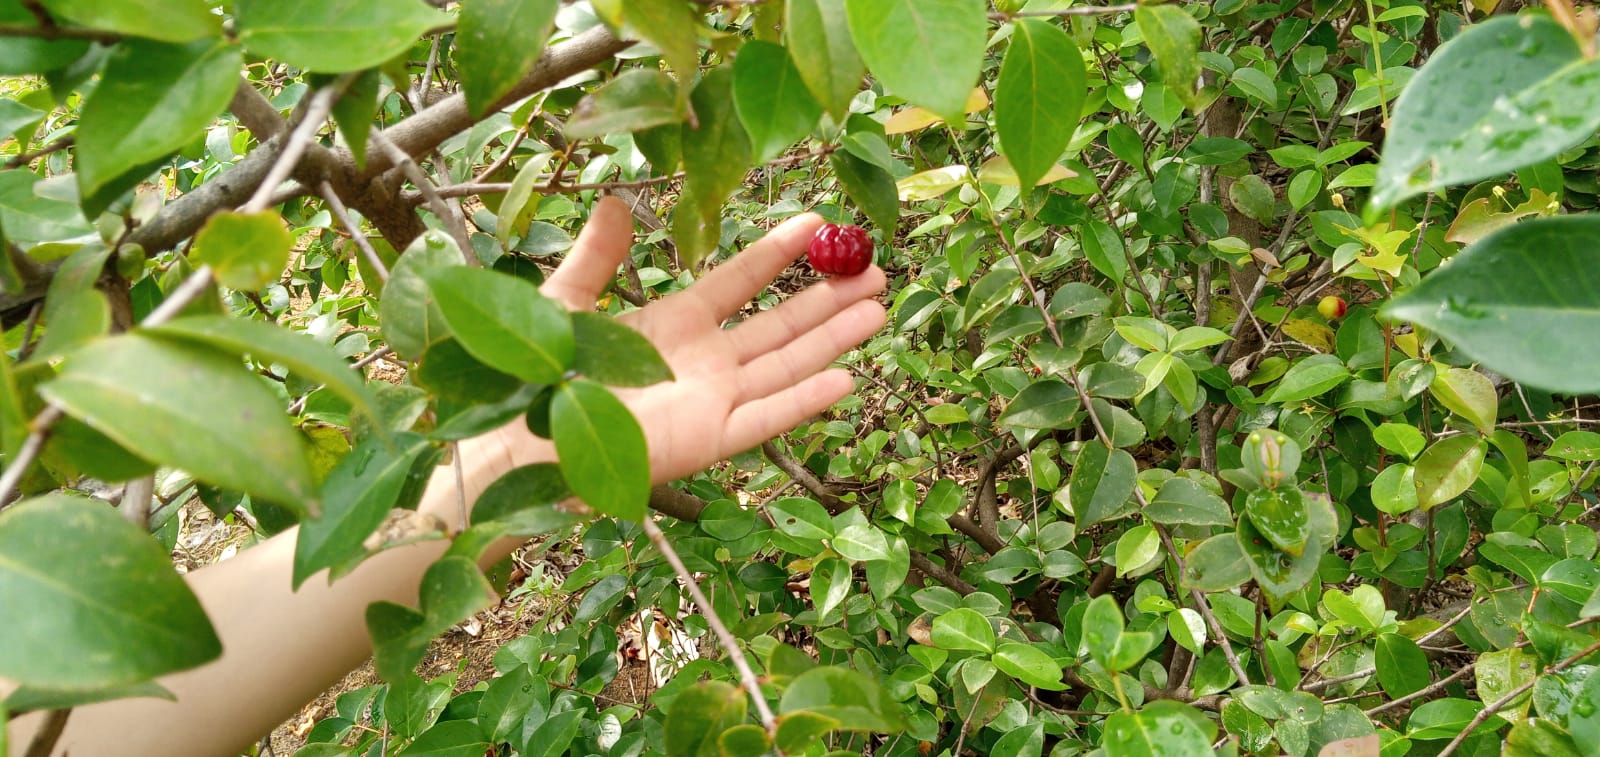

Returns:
995,19,1086,193
1067,443,1137,527
1243,485,1311,557
1267,354,1350,403
379,231,461,359
75,39,240,207
457,0,558,118
1413,435,1485,510
930,607,994,653
293,433,432,589
235,0,451,73
1386,216,1600,394
996,379,1080,429
1429,367,1497,435
571,311,673,387
41,0,218,42
1372,15,1600,210
551,379,648,521
830,147,900,232
1103,701,1215,755
843,0,986,122
565,70,681,140
427,266,574,385
1146,477,1233,527
785,0,864,117
40,333,318,515
0,494,221,690
778,666,905,732
733,40,823,163
191,210,295,291
1135,4,1203,110
993,643,1066,691
676,65,753,268
369,556,495,680
1375,633,1430,698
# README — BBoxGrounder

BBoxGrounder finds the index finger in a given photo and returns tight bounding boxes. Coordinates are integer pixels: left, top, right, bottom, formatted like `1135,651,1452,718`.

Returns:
688,212,825,320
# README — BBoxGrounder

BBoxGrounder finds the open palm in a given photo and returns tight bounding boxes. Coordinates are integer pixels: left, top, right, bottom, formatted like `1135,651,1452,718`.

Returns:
531,197,887,483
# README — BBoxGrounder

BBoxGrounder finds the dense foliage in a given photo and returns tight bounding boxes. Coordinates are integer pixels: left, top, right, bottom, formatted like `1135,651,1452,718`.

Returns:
4,0,1600,756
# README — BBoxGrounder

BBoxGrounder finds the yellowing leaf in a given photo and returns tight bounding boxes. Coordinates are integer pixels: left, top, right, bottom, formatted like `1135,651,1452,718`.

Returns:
975,155,1077,186
1281,318,1335,353
882,89,989,134
1444,188,1560,245
897,165,969,201
1337,222,1412,277
884,107,943,134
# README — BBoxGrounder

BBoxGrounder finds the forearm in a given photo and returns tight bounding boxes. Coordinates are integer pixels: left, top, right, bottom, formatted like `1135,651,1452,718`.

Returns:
7,428,548,757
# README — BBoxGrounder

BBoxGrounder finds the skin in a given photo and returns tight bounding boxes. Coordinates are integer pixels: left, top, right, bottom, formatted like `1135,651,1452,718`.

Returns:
3,198,887,756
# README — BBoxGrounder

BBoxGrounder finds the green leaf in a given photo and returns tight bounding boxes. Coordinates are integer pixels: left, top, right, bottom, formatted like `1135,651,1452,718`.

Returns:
993,642,1066,691
75,39,240,207
1408,698,1501,740
843,0,986,122
457,0,559,118
551,379,649,521
1387,216,1600,394
39,0,219,42
469,463,581,537
379,231,461,359
1135,4,1203,111
1146,477,1232,527
1429,367,1497,435
40,333,318,515
785,0,864,118
29,242,111,362
930,607,994,653
1372,15,1600,210
1183,532,1251,591
1115,525,1161,578
0,3,88,75
662,678,742,755
677,65,753,268
565,70,682,140
832,522,890,563
829,144,900,232
369,556,494,680
810,556,851,620
190,210,294,291
427,266,574,385
1081,594,1125,670
1374,633,1430,698
293,433,432,589
995,19,1086,192
1243,485,1311,557
778,666,905,733
573,572,628,623
996,379,1080,429
1267,354,1350,403
775,711,839,754
1413,435,1485,510
1475,647,1536,721
612,0,700,97
518,708,582,757
571,311,673,387
393,719,490,757
1068,443,1137,527
0,171,90,243
328,68,379,169
1104,701,1216,755
1373,422,1427,460
0,494,221,690
733,40,823,163
495,152,554,247
149,315,379,421
1371,463,1420,516
1571,671,1600,745
235,0,451,73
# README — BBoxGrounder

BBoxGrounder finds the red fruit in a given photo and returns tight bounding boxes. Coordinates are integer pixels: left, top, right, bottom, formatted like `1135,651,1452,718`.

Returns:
806,223,873,276
1317,295,1348,320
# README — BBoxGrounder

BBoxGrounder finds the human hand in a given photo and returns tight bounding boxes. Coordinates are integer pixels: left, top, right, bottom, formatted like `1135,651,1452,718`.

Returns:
506,197,887,484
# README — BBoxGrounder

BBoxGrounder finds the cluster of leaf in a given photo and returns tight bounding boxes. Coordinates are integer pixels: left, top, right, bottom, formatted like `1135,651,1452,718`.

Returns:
5,0,1600,756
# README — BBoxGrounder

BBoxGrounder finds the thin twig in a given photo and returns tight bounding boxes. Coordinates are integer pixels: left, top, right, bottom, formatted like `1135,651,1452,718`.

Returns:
1436,638,1600,756
0,404,64,508
23,708,71,757
318,180,389,284
642,518,777,733
371,130,476,264
241,78,349,215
